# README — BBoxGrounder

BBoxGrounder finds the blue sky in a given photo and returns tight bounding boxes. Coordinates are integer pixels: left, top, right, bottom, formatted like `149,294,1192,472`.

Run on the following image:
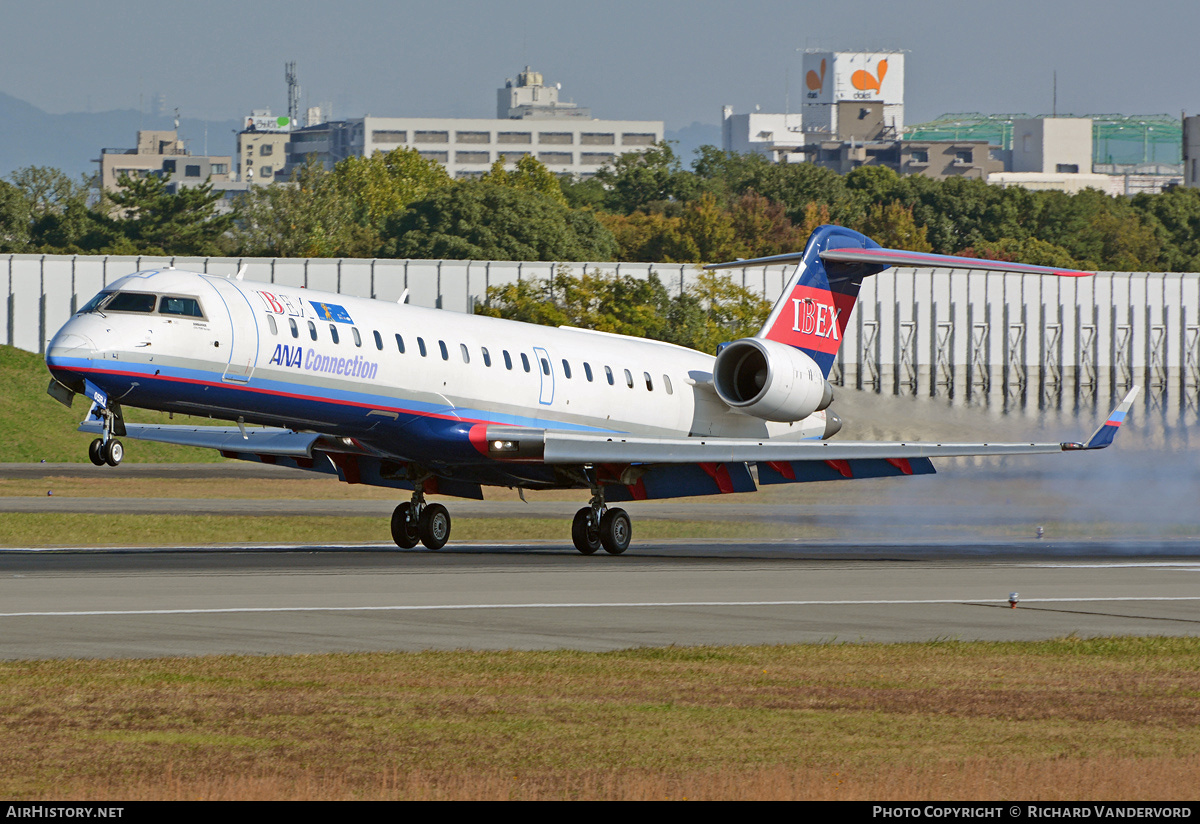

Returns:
4,0,1198,128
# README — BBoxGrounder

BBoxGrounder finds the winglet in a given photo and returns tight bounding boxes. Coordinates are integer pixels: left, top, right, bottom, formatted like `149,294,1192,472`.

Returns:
1062,387,1140,450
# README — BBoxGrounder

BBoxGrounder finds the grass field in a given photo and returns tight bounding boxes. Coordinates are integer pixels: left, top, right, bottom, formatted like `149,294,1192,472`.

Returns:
0,512,810,546
1,638,1197,800
5,345,221,463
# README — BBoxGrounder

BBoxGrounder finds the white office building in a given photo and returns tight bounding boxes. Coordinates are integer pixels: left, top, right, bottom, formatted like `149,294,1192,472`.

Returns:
285,68,663,180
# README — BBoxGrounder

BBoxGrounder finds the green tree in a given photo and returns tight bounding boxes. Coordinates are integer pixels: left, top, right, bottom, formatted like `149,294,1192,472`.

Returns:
332,147,453,227
382,182,618,261
481,155,566,205
595,142,696,213
1130,186,1200,271
235,159,355,257
4,165,111,253
106,174,234,255
660,193,747,263
596,210,682,262
728,191,808,257
856,202,933,252
0,180,32,251
476,268,770,354
956,236,1080,269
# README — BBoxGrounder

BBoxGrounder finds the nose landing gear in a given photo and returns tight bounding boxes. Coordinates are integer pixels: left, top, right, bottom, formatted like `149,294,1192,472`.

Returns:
86,399,126,467
88,438,124,467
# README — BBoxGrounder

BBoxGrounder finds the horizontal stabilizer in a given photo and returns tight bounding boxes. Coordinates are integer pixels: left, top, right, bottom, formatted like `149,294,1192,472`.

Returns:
819,247,1092,277
79,421,321,457
703,252,807,271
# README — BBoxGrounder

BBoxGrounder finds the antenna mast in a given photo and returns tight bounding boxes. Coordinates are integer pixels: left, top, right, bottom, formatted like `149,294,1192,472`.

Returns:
286,62,301,126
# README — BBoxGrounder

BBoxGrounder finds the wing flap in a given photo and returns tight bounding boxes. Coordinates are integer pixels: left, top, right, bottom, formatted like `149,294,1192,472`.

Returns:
537,432,1067,465
79,421,321,457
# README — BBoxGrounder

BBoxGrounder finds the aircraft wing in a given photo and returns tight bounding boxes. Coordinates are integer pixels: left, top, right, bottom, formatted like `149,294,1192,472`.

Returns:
79,421,322,457
483,387,1140,464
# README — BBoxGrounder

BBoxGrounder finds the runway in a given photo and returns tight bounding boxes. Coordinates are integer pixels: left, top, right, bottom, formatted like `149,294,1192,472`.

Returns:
1,543,1197,659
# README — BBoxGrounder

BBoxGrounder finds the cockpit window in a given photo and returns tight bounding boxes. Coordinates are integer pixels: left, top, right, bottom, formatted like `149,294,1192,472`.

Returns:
105,292,157,313
159,296,205,318
78,292,114,315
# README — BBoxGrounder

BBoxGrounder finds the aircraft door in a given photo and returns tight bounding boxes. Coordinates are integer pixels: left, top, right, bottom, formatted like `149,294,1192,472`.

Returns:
533,346,554,405
205,277,260,382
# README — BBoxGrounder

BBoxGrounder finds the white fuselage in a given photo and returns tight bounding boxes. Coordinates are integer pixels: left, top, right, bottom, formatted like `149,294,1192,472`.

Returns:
46,269,829,446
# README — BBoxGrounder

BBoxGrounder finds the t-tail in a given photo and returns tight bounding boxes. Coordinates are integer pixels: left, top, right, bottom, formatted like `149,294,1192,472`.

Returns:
705,224,1092,379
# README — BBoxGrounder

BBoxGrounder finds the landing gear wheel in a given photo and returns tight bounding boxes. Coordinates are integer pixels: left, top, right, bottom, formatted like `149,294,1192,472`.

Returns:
390,502,420,549
418,503,451,550
88,439,105,466
571,507,601,555
599,507,631,555
103,439,123,467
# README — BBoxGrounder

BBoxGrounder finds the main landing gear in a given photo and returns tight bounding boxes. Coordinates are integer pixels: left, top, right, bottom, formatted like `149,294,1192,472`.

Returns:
571,489,630,556
388,479,632,556
390,484,450,550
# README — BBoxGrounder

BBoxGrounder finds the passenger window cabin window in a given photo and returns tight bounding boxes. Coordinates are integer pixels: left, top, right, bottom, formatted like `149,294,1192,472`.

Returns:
395,334,405,353
663,374,673,394
352,327,362,347
584,363,593,382
503,350,513,370
308,321,317,341
329,324,340,344
482,347,491,367
460,343,470,363
624,369,633,388
540,358,550,375
561,360,572,379
521,353,530,372
374,330,383,350
268,316,278,335
289,318,299,338
418,337,427,357
439,340,449,360
644,372,653,391
605,366,614,385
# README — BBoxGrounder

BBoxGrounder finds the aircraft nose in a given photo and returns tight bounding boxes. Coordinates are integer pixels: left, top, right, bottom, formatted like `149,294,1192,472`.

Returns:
45,331,98,374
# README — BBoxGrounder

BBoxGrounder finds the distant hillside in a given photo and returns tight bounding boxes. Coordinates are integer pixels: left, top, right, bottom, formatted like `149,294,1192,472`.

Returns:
0,92,241,178
666,121,721,165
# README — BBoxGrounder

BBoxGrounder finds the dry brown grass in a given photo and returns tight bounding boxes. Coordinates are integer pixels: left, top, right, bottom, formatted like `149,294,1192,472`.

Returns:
65,757,1200,801
2,639,1198,800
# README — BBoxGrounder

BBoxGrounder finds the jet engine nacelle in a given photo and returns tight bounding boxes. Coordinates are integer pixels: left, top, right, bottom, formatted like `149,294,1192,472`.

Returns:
712,338,834,422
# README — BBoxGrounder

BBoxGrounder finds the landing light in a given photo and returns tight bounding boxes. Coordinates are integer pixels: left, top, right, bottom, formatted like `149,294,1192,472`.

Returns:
491,440,518,452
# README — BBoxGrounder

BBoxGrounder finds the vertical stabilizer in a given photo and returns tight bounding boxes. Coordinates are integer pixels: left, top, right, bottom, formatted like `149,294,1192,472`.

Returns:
754,225,889,377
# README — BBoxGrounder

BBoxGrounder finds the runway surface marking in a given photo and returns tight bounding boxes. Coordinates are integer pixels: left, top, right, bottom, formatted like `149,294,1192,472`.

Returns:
3,596,1199,619
1022,562,1200,569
